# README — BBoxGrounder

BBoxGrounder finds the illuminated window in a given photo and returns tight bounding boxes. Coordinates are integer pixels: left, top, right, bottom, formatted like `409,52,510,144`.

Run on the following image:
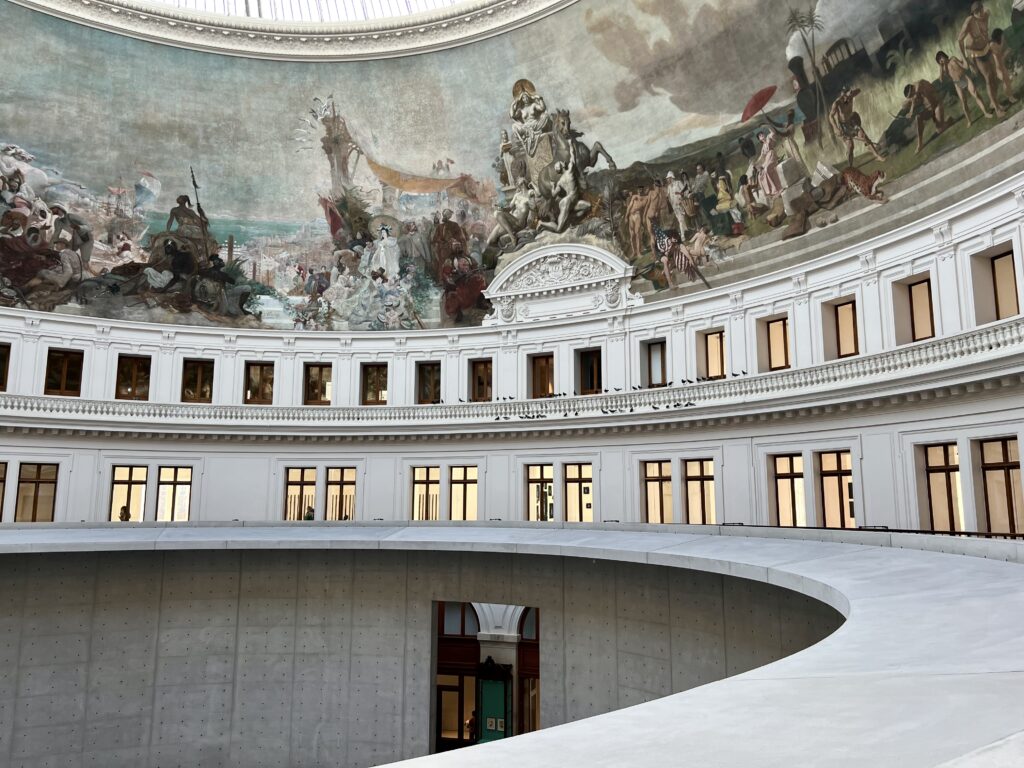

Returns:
412,466,441,521
530,354,554,399
181,359,214,403
244,361,275,405
992,251,1020,320
765,318,790,371
469,359,493,402
449,466,478,521
773,455,806,527
0,343,9,392
109,465,148,522
44,349,83,397
923,444,963,533
326,467,356,521
564,463,593,523
834,301,859,358
645,340,667,387
303,363,332,406
643,461,673,524
979,438,1023,535
0,463,5,513
15,463,58,522
818,451,855,529
701,330,726,380
115,355,151,401
416,361,442,405
157,466,192,522
684,459,715,525
908,279,934,341
526,464,554,521
284,467,316,521
361,363,388,405
577,349,602,396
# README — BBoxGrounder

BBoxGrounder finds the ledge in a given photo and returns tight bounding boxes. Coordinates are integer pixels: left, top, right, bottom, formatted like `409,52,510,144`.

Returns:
0,523,1020,766
3,317,1023,438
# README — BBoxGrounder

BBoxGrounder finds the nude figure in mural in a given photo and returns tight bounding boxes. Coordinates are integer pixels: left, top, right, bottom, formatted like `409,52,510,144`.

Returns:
902,81,951,154
828,87,886,168
936,51,993,126
625,188,649,262
958,1,1007,118
509,79,550,157
486,177,538,249
537,161,590,234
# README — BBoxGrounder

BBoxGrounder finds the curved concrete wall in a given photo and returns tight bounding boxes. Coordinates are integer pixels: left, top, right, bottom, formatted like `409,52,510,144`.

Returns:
0,546,840,767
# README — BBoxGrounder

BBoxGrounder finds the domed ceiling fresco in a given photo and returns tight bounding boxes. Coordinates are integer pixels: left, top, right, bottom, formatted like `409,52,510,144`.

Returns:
0,0,1021,330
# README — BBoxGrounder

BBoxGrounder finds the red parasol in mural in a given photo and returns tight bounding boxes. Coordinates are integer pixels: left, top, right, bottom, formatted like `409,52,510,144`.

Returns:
741,85,778,123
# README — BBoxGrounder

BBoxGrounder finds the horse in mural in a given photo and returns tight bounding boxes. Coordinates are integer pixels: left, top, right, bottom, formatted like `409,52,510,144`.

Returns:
551,109,616,177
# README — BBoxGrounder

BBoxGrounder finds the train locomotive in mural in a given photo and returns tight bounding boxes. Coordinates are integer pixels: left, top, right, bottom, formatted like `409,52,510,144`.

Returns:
1,0,1023,330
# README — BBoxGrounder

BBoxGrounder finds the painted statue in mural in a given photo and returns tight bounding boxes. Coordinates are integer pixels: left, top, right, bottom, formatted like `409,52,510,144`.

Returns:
0,0,1022,330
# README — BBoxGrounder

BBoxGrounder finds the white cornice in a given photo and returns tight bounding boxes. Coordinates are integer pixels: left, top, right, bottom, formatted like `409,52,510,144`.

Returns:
6,0,580,59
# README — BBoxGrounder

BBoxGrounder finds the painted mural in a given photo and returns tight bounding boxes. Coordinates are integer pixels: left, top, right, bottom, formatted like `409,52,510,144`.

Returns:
1,0,1023,330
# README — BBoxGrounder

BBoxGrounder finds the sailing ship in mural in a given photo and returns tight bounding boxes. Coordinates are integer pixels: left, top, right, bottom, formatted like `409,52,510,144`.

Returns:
0,0,1021,330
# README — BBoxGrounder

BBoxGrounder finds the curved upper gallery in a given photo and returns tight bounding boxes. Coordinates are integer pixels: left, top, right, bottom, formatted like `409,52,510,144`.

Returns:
3,0,1024,339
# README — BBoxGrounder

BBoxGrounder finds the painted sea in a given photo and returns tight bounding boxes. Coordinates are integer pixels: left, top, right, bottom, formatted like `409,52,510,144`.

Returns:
141,211,329,248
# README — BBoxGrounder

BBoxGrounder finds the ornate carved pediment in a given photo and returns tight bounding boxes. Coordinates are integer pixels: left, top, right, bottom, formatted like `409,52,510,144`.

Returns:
483,244,642,326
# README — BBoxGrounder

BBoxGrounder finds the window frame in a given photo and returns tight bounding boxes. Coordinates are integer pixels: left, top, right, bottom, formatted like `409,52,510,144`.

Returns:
563,463,593,523
303,362,333,406
114,354,152,401
416,361,442,405
43,348,84,397
645,340,667,388
577,349,602,396
325,467,357,521
156,466,193,522
181,358,214,404
923,443,962,533
244,361,275,405
818,450,855,530
834,300,860,358
683,458,715,525
704,330,726,381
0,342,10,392
449,465,478,521
992,251,1020,321
908,278,935,342
525,463,555,521
979,438,1022,535
411,465,441,521
530,354,555,399
109,464,149,521
765,317,791,371
15,463,59,522
283,466,317,521
642,460,673,524
773,454,805,528
469,359,493,403
361,363,389,406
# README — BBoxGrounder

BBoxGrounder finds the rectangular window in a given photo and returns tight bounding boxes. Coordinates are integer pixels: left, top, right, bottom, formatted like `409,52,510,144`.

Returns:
992,251,1020,320
766,318,790,371
157,466,192,522
284,467,316,521
449,466,478,521
578,349,602,396
411,466,441,521
303,363,333,406
704,330,726,380
181,359,214,403
980,438,1023,535
361,363,388,405
909,279,934,341
684,459,715,525
530,354,555,399
526,464,554,522
0,463,7,513
469,359,493,403
819,451,855,529
15,463,58,522
325,467,356,521
0,343,10,392
564,463,593,523
43,349,83,397
109,465,148,522
645,340,667,388
643,461,673,524
244,362,275,405
773,455,806,527
115,355,152,401
416,361,442,405
924,444,963,533
835,301,859,358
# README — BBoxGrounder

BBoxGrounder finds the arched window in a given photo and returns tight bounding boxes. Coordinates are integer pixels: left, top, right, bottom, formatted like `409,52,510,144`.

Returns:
439,601,480,637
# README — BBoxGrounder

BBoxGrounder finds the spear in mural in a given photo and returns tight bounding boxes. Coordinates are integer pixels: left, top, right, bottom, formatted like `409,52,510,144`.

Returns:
189,165,211,267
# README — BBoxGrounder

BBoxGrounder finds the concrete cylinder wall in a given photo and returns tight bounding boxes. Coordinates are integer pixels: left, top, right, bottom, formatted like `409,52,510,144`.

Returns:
0,549,840,768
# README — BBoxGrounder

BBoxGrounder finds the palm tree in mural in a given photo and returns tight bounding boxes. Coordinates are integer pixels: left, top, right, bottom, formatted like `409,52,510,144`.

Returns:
787,6,834,147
